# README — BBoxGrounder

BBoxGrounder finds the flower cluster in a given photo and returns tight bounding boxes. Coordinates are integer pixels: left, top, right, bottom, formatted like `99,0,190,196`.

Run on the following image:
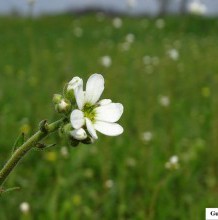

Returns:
54,74,124,146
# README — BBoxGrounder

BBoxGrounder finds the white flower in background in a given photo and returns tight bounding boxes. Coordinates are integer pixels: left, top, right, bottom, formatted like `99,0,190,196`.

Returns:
155,19,165,29
125,33,135,43
60,146,69,158
159,95,170,107
113,17,122,28
70,74,124,140
126,157,136,167
165,155,180,170
105,179,114,188
143,56,151,65
100,56,112,68
74,27,83,37
20,202,30,214
188,1,207,15
142,131,153,142
167,48,179,61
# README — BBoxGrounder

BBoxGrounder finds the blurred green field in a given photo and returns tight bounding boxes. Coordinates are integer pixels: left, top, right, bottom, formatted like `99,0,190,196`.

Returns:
0,14,218,219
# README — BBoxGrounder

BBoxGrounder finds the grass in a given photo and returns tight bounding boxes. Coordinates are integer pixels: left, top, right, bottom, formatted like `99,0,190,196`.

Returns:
0,14,218,219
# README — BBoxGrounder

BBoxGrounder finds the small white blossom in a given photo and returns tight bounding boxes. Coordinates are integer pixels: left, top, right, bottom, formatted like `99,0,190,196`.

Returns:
100,56,112,68
188,1,207,15
20,202,30,214
125,33,135,43
74,27,83,37
105,179,114,188
142,131,153,142
167,49,179,61
70,74,124,139
126,157,136,167
143,56,151,65
155,19,165,29
165,155,180,170
113,17,122,28
159,96,170,107
70,128,87,140
60,146,69,158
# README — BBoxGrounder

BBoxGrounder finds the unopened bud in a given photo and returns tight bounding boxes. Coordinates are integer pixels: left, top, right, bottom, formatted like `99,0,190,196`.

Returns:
70,128,87,141
55,99,71,114
53,94,63,104
67,77,83,91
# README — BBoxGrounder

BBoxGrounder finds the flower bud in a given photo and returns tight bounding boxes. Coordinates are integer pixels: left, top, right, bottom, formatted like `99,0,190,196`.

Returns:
55,99,71,114
70,128,87,141
67,77,83,91
53,94,63,104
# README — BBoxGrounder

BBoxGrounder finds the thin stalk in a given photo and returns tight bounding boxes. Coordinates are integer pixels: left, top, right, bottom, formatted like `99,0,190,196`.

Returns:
0,118,64,186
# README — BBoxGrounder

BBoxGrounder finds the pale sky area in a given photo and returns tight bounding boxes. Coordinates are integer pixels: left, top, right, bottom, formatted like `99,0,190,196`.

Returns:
0,0,218,16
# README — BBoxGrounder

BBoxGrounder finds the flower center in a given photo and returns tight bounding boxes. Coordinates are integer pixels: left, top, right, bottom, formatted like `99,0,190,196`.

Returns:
83,103,96,122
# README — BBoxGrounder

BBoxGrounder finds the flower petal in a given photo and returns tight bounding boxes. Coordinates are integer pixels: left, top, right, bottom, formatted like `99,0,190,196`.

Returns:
85,73,104,105
70,110,85,129
85,118,98,139
74,85,85,110
94,121,123,136
98,99,112,106
95,103,124,123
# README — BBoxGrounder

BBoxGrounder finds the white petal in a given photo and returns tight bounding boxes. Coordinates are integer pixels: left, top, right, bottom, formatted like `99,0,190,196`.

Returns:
70,110,85,129
70,128,87,140
95,103,123,123
85,118,98,139
75,86,85,110
98,99,112,106
94,121,123,136
85,73,104,105
67,77,83,91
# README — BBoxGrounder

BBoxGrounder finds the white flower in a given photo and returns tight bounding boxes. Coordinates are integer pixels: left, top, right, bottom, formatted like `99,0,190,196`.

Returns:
155,19,165,29
125,33,135,43
70,128,87,140
112,17,122,28
142,131,153,142
165,155,180,170
105,179,114,188
74,27,83,37
20,202,30,214
100,56,112,68
167,49,179,61
60,146,69,157
159,95,170,107
188,1,207,15
70,74,124,139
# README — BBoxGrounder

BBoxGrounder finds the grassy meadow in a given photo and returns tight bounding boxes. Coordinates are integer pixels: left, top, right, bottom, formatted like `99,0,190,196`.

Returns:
0,14,218,219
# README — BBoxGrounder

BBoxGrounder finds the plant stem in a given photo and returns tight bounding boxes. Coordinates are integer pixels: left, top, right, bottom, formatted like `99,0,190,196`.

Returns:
0,118,64,187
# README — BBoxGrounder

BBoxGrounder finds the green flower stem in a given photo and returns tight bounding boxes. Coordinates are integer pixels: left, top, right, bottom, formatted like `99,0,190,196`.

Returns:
0,118,65,187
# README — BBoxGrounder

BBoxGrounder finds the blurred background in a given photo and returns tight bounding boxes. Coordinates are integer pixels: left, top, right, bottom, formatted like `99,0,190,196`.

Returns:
1,0,218,219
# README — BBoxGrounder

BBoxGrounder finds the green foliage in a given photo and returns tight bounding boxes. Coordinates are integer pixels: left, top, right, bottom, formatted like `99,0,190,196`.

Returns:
0,14,218,219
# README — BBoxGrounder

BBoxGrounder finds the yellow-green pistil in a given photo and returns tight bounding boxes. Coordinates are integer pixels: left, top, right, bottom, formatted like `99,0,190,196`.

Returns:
83,103,96,122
